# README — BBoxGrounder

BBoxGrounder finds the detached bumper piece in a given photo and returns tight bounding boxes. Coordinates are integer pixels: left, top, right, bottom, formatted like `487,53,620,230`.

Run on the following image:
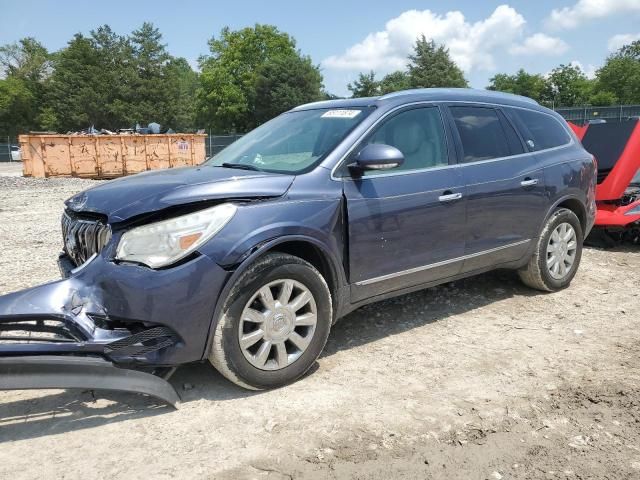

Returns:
0,319,181,407
0,356,180,407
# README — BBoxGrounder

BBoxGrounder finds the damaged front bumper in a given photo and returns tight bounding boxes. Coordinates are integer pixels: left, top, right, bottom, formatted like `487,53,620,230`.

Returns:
0,356,180,406
0,250,230,405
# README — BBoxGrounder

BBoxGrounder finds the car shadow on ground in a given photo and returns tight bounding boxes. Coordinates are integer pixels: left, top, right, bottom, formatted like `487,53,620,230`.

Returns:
0,269,538,442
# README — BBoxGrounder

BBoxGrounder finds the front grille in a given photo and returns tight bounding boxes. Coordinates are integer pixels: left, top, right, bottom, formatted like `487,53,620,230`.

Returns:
103,326,177,357
0,319,82,343
61,211,111,266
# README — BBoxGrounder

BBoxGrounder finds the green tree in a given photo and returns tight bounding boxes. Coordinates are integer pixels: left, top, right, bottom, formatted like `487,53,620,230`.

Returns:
379,71,410,94
198,24,315,132
594,40,640,104
0,77,34,136
0,37,51,82
321,91,342,100
254,55,322,125
90,25,136,127
348,71,379,97
619,40,640,59
44,33,102,130
164,57,199,131
487,69,548,103
545,64,593,107
45,27,135,131
0,37,51,134
588,90,618,106
407,36,468,88
43,23,195,132
129,22,174,125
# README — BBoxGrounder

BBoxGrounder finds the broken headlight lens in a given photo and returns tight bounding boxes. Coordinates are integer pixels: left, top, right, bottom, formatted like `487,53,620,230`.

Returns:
116,203,237,268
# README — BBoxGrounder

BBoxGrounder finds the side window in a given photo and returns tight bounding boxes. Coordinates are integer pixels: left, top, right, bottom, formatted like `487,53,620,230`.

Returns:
450,106,521,162
506,108,571,151
496,110,525,155
361,107,448,175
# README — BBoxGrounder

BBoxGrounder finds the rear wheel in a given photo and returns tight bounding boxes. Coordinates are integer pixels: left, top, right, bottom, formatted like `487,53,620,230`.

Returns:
518,208,583,292
209,253,332,390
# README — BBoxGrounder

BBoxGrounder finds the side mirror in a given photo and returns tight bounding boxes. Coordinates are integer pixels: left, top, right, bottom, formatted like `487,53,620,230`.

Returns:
350,144,404,173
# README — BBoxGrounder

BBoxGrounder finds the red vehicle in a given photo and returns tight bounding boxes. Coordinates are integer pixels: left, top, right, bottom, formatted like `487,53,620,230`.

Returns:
569,119,640,245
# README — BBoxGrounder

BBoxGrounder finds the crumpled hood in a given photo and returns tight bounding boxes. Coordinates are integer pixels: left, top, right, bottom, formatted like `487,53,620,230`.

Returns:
65,166,295,222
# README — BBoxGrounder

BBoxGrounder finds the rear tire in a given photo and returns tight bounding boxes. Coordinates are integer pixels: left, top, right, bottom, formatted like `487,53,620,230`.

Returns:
518,208,583,292
209,252,332,390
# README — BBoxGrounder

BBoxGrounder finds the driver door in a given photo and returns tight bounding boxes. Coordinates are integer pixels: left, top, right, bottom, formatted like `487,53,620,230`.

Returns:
342,105,467,302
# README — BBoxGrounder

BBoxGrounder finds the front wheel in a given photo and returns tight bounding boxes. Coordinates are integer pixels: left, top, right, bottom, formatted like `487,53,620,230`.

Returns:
209,253,332,390
518,208,583,292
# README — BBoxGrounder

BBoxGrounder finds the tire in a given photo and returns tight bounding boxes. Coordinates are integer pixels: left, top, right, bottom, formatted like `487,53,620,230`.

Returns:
518,208,583,292
209,252,332,390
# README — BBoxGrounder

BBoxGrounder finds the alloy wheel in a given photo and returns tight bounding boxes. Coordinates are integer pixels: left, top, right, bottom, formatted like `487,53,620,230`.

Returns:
546,222,577,280
238,279,318,371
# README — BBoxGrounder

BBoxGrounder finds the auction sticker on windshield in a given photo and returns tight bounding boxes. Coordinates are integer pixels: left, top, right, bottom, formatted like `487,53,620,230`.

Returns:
321,110,361,119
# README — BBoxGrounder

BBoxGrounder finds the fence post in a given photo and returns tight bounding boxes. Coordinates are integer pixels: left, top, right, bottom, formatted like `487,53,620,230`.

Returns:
620,105,623,121
208,129,212,158
7,136,10,163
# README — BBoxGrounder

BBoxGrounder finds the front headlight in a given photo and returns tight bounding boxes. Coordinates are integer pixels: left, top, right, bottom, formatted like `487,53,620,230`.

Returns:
116,203,237,268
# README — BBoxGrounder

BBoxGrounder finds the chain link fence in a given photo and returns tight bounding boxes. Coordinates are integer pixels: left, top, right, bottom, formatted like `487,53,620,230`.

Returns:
0,137,19,162
555,105,640,125
205,133,244,158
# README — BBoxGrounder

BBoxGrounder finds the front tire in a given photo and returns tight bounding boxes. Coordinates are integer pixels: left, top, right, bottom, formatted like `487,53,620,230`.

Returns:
209,253,332,390
518,208,583,292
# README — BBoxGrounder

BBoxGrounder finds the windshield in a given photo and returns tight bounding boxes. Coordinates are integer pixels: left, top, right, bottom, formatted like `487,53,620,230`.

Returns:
206,107,372,174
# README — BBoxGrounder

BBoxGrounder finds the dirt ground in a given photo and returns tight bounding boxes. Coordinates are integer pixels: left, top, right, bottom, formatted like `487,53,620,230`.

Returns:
0,162,639,479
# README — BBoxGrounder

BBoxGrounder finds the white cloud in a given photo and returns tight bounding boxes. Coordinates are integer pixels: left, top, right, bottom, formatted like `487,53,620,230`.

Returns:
509,33,569,56
608,33,640,51
322,5,526,75
570,60,597,79
546,0,640,30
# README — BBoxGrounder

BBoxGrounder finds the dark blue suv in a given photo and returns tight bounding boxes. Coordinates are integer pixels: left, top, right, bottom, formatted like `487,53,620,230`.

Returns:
0,89,596,402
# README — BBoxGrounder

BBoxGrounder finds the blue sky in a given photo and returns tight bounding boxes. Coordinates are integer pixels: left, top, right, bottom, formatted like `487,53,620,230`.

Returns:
2,0,640,96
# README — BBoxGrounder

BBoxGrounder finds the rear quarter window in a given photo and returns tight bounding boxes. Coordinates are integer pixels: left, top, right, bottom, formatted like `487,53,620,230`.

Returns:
506,108,571,151
449,106,523,163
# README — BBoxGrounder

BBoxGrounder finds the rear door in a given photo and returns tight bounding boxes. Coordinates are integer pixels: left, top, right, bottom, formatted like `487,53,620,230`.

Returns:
446,104,547,272
342,105,466,302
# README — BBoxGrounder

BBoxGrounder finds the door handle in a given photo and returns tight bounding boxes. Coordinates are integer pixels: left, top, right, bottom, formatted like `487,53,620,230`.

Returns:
438,192,463,202
520,178,539,187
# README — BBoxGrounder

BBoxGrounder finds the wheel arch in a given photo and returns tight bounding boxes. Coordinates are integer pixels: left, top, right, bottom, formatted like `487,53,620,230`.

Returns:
201,235,346,359
543,195,588,235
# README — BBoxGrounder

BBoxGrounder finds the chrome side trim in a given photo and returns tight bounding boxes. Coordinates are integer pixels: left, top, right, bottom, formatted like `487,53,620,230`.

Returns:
354,239,531,286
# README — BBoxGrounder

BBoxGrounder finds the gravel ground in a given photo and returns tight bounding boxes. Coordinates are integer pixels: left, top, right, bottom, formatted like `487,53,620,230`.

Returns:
0,164,639,479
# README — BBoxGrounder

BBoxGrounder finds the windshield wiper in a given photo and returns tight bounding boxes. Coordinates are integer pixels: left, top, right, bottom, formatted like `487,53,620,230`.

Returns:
220,162,261,171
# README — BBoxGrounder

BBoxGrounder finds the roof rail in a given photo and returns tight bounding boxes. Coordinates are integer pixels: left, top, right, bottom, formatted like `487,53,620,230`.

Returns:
378,88,539,105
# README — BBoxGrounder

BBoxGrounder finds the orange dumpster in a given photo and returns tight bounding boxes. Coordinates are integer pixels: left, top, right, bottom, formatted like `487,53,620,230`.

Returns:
19,134,207,179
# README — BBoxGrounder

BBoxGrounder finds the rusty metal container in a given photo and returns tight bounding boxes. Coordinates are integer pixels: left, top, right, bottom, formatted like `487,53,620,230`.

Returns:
19,134,207,178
